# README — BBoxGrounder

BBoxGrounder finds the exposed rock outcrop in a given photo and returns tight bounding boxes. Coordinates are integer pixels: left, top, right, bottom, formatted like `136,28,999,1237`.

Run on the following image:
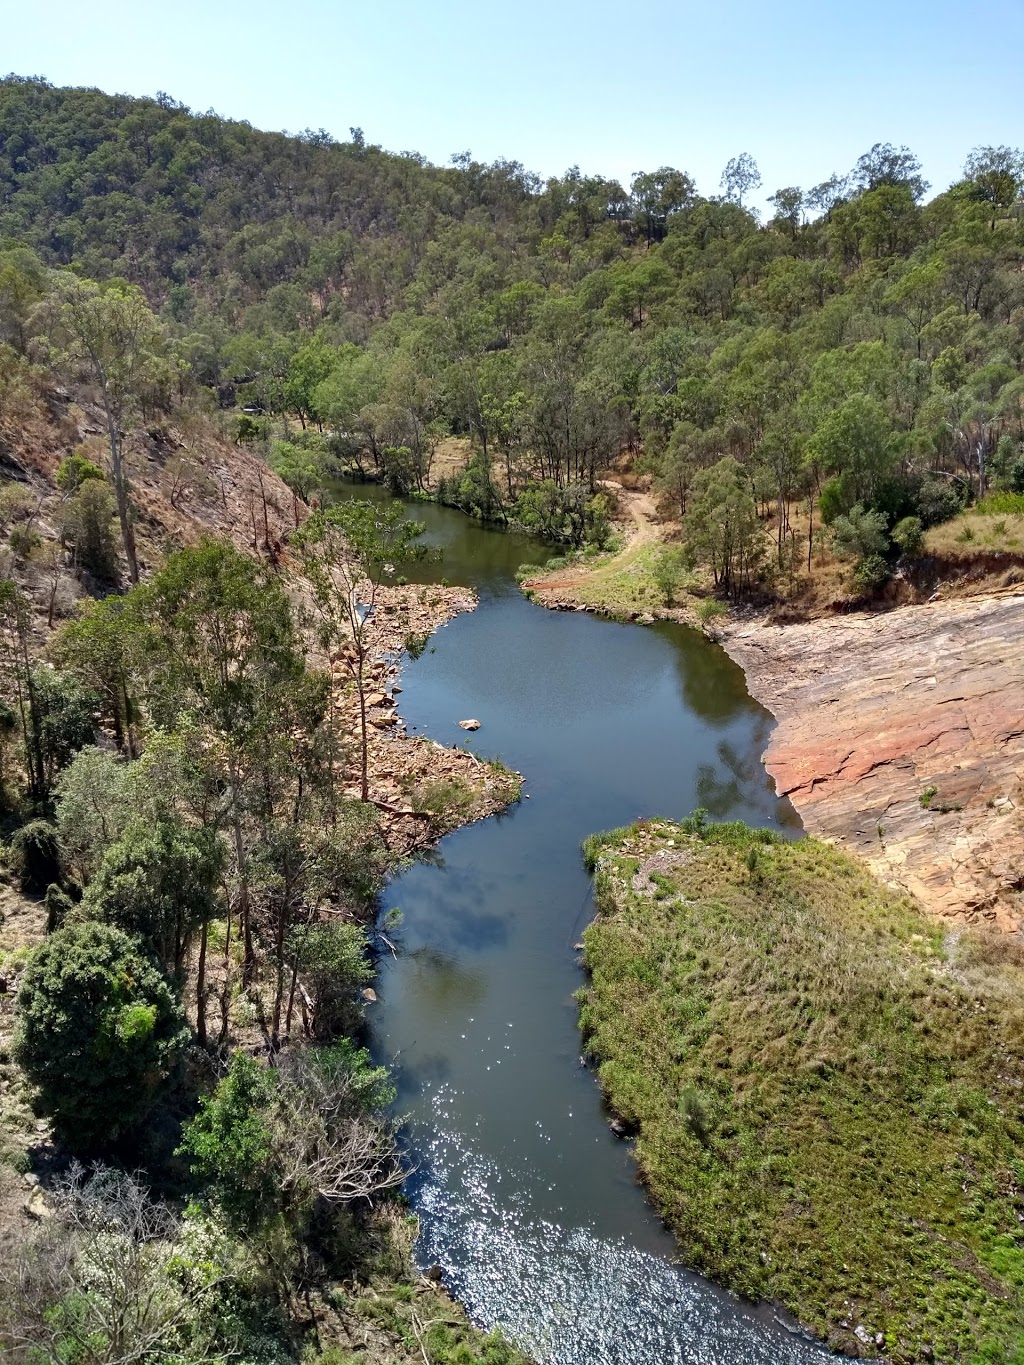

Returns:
723,593,1024,933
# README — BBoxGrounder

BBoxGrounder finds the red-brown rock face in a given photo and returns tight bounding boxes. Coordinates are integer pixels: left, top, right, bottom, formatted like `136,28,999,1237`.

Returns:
723,595,1024,933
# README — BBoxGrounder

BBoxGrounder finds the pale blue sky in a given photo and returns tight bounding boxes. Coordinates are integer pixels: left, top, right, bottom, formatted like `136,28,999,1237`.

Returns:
6,0,1024,211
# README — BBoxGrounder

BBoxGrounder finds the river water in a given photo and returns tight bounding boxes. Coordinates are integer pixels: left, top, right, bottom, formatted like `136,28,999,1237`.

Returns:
337,488,828,1364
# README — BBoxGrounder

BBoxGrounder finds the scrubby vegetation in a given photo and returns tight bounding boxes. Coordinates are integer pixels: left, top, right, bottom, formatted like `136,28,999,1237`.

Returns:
0,524,526,1365
579,817,1024,1362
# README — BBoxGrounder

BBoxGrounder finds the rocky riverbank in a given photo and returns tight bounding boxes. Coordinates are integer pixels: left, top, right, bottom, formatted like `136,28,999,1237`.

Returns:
722,591,1024,934
330,581,522,855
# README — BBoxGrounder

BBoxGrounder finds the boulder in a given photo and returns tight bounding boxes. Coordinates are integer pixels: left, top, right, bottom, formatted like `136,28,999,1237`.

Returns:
458,719,481,731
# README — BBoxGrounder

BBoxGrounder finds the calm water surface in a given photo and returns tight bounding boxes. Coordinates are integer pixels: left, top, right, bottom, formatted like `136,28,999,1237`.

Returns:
336,487,826,1364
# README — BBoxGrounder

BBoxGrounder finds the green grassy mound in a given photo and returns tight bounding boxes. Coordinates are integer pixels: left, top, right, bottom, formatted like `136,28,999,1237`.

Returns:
579,817,1024,1363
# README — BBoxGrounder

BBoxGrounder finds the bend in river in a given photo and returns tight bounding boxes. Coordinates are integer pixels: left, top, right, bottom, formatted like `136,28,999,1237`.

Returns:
336,487,826,1365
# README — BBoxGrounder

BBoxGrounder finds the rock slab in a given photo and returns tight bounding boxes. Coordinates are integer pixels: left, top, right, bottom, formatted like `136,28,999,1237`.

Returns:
723,594,1024,933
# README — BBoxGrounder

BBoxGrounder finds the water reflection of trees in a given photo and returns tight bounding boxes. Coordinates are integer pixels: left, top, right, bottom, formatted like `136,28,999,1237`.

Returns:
663,626,750,726
696,740,768,819
695,763,742,817
696,738,802,832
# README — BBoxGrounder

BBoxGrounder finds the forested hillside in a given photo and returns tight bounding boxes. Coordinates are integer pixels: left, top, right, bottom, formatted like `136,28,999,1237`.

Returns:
1,76,1023,1365
2,74,1023,577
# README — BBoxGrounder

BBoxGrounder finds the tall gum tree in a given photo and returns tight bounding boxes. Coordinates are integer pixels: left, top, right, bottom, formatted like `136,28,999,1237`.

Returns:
40,274,171,585
296,500,429,803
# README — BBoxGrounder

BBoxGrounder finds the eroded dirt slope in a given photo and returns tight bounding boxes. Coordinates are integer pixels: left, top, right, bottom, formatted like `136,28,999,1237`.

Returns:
723,593,1024,933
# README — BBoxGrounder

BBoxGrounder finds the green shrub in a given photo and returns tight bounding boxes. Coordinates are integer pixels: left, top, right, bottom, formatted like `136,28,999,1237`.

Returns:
652,547,685,605
82,818,221,975
8,524,41,560
976,491,1024,516
180,1044,399,1241
854,552,890,591
60,481,118,580
14,921,188,1150
55,451,106,494
30,667,100,790
891,515,923,557
831,503,889,560
695,598,728,626
9,819,62,893
915,475,966,527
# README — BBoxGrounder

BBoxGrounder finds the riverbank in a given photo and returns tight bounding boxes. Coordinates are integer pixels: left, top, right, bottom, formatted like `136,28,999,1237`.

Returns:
0,535,527,1365
330,580,522,855
521,487,1024,937
518,485,703,623
579,816,1024,1363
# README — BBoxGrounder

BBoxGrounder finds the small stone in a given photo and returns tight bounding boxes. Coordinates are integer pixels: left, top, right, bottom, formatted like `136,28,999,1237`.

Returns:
424,1264,444,1283
361,987,378,1003
22,1172,39,1188
853,1325,871,1345
458,719,481,731
574,942,585,951
608,1118,627,1138
24,1188,50,1220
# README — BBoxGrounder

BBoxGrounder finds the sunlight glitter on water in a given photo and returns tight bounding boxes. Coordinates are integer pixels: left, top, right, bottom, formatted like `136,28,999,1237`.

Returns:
406,1094,829,1365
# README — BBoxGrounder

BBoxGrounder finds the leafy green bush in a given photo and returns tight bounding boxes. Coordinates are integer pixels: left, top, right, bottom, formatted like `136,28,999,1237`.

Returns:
82,818,221,975
652,547,685,605
976,490,1024,516
831,503,889,560
180,1044,400,1242
8,524,40,560
179,1051,278,1234
891,514,924,557
29,667,100,791
55,451,106,494
286,921,372,1039
915,475,966,527
60,480,118,580
695,597,728,627
854,552,890,591
14,921,188,1150
9,819,63,893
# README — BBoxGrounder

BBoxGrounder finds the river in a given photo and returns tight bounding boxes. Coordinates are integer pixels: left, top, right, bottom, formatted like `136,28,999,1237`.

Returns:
335,487,829,1365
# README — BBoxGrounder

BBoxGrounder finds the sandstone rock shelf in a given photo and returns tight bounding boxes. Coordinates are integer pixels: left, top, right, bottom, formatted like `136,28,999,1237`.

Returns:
722,593,1024,934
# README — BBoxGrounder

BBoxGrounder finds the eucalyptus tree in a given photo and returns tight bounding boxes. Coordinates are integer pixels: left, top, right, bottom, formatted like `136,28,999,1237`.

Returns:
41,275,172,584
719,154,762,208
139,542,317,987
296,500,428,803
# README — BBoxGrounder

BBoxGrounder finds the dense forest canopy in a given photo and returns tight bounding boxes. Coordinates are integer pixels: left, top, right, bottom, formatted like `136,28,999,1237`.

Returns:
1,74,1023,559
